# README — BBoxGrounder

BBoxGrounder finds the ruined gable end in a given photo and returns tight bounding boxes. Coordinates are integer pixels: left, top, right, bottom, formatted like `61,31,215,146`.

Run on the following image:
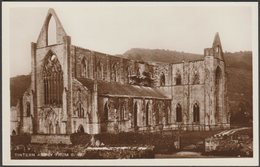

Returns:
36,8,67,48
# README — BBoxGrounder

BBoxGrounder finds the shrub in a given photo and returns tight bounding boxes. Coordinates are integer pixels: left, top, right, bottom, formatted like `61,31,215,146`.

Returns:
70,132,92,145
84,147,155,159
11,134,31,145
95,132,177,153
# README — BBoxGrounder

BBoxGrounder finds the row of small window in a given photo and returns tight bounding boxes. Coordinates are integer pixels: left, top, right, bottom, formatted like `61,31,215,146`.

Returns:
176,103,200,122
103,101,128,122
102,102,201,125
160,72,200,86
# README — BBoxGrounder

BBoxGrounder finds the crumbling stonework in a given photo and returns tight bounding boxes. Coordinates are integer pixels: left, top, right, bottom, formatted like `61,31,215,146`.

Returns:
11,8,229,137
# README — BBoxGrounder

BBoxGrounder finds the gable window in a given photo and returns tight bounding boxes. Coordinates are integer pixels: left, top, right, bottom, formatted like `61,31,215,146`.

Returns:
47,16,57,45
43,53,63,106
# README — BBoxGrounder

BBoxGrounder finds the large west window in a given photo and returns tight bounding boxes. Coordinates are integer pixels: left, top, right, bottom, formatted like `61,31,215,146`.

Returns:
42,53,63,106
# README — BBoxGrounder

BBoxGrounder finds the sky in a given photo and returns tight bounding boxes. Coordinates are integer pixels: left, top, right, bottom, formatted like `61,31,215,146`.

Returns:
7,3,253,77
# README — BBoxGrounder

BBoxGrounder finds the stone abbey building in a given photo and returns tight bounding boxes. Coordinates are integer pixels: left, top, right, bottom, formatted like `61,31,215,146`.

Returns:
11,9,230,136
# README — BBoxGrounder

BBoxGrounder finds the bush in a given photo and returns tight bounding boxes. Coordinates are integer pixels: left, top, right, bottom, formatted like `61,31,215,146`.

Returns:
84,147,155,159
11,134,31,145
94,132,177,153
70,132,92,145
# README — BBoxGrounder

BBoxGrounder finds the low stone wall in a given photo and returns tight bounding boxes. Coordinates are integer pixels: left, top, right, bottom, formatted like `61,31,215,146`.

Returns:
31,134,71,145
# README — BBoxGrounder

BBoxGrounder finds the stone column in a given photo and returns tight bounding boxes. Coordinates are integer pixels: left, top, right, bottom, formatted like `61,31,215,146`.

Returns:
31,42,38,134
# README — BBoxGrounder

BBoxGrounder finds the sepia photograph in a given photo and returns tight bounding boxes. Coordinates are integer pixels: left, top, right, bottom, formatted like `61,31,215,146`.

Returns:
2,2,259,166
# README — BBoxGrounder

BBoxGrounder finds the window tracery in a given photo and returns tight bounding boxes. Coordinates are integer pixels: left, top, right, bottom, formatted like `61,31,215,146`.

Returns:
42,53,63,106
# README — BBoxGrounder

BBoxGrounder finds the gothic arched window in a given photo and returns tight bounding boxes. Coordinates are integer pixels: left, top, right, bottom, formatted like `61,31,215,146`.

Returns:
126,66,131,83
145,102,151,126
55,121,60,134
26,102,30,117
119,101,127,121
12,130,16,136
176,103,182,122
215,66,222,122
154,103,159,125
78,102,84,118
193,70,200,84
160,72,165,86
112,63,118,82
42,53,63,106
104,102,109,122
81,57,87,78
164,102,169,124
47,16,56,45
77,124,85,133
97,61,104,80
134,102,138,127
193,103,200,122
176,73,182,85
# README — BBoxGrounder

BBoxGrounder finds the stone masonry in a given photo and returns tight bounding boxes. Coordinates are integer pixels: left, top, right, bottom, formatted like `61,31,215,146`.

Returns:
10,8,230,137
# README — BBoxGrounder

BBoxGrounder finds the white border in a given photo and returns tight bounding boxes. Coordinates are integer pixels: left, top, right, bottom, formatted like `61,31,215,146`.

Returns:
2,2,259,166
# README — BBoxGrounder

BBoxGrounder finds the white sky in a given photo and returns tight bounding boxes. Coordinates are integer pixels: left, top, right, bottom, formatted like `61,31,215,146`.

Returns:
7,3,253,77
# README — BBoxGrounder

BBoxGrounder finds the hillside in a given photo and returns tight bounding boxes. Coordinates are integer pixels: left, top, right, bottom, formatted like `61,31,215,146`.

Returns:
123,48,204,63
10,75,31,106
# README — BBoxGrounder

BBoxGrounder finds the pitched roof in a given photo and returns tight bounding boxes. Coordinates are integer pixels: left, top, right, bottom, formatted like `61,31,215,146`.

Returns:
76,78,170,100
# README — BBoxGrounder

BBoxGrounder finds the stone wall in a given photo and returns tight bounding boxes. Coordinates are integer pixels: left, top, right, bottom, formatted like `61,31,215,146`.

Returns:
11,106,20,135
16,9,229,138
73,46,173,88
171,60,205,127
32,9,72,134
71,79,94,134
21,90,33,134
97,96,171,133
